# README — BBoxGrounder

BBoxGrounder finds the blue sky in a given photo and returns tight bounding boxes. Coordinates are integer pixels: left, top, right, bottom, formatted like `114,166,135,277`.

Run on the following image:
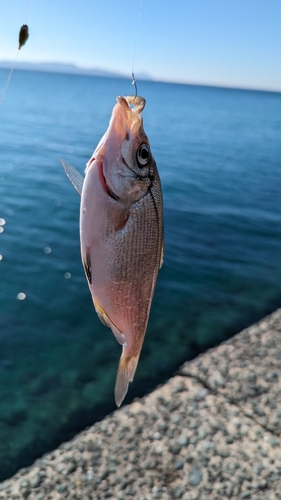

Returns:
0,0,281,91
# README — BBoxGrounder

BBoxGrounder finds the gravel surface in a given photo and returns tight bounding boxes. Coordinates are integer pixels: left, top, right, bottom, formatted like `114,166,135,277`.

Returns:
1,308,281,499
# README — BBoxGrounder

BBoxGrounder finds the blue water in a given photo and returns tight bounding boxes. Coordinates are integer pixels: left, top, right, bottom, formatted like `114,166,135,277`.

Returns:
1,69,281,480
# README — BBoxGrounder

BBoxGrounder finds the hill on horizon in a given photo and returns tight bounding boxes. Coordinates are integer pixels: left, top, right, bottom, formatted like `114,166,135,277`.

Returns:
0,60,152,81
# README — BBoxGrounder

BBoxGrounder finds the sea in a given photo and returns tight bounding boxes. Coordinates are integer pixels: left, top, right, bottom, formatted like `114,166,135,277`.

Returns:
0,68,281,480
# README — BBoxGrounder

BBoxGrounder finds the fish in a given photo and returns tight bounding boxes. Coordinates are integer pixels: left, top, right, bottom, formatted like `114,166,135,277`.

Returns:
61,95,164,406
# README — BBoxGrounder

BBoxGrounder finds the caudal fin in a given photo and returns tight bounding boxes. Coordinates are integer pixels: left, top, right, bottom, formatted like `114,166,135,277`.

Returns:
114,352,140,407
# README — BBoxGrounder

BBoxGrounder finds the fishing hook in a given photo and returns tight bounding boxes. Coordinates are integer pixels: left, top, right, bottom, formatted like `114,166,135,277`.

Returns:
132,72,138,101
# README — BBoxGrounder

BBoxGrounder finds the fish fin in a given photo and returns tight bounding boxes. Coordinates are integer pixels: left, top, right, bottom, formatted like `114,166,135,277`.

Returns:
82,248,92,284
114,351,140,407
111,186,141,231
60,159,84,196
111,200,130,231
159,242,164,269
93,300,126,345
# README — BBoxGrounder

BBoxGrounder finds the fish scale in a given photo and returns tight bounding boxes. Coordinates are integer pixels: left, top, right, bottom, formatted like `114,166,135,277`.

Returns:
90,192,160,344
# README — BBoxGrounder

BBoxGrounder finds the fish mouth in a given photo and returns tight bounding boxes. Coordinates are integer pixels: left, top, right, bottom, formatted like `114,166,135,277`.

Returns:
111,95,147,141
92,95,148,170
117,95,146,114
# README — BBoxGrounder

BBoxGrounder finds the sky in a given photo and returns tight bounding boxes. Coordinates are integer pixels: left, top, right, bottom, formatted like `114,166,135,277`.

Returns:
0,0,281,92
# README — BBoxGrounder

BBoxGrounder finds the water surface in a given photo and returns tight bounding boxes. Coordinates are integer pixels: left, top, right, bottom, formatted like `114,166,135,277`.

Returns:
0,69,281,479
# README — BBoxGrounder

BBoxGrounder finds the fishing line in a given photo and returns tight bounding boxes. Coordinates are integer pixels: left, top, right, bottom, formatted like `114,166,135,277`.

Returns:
0,0,30,106
0,52,19,106
25,0,31,23
131,0,142,98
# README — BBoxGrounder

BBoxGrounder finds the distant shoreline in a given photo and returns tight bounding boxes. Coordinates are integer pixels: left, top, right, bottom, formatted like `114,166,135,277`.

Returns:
0,60,152,82
0,61,280,94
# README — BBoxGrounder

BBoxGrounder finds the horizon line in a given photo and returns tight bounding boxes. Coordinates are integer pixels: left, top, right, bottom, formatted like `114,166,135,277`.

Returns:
0,60,280,95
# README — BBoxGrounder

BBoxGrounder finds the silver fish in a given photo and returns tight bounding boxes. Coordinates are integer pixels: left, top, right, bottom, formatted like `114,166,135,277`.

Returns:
61,95,164,406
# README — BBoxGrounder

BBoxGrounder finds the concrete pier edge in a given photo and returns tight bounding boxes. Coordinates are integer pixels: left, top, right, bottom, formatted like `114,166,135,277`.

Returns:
1,307,281,499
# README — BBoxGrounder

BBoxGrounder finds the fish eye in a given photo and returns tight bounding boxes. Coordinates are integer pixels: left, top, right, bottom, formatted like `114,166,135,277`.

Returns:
136,143,150,166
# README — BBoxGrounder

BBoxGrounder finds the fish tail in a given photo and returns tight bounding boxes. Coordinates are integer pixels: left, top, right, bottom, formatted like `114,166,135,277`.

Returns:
114,351,140,407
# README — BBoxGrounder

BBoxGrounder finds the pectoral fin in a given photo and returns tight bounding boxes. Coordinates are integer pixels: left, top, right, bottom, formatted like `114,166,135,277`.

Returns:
111,200,130,231
111,185,141,231
60,159,84,196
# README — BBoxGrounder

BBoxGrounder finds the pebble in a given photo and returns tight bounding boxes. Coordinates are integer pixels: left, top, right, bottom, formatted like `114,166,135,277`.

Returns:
62,442,72,451
0,483,10,491
195,389,208,400
225,436,234,444
85,469,94,482
152,486,161,499
189,464,203,486
125,485,136,496
255,406,266,417
240,491,251,499
202,441,214,451
258,479,268,489
66,462,76,474
31,475,41,488
253,463,263,475
208,370,225,389
19,479,30,489
267,435,279,447
174,460,184,470
169,486,184,499
177,435,189,447
56,483,67,493
171,414,180,424
169,443,182,455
